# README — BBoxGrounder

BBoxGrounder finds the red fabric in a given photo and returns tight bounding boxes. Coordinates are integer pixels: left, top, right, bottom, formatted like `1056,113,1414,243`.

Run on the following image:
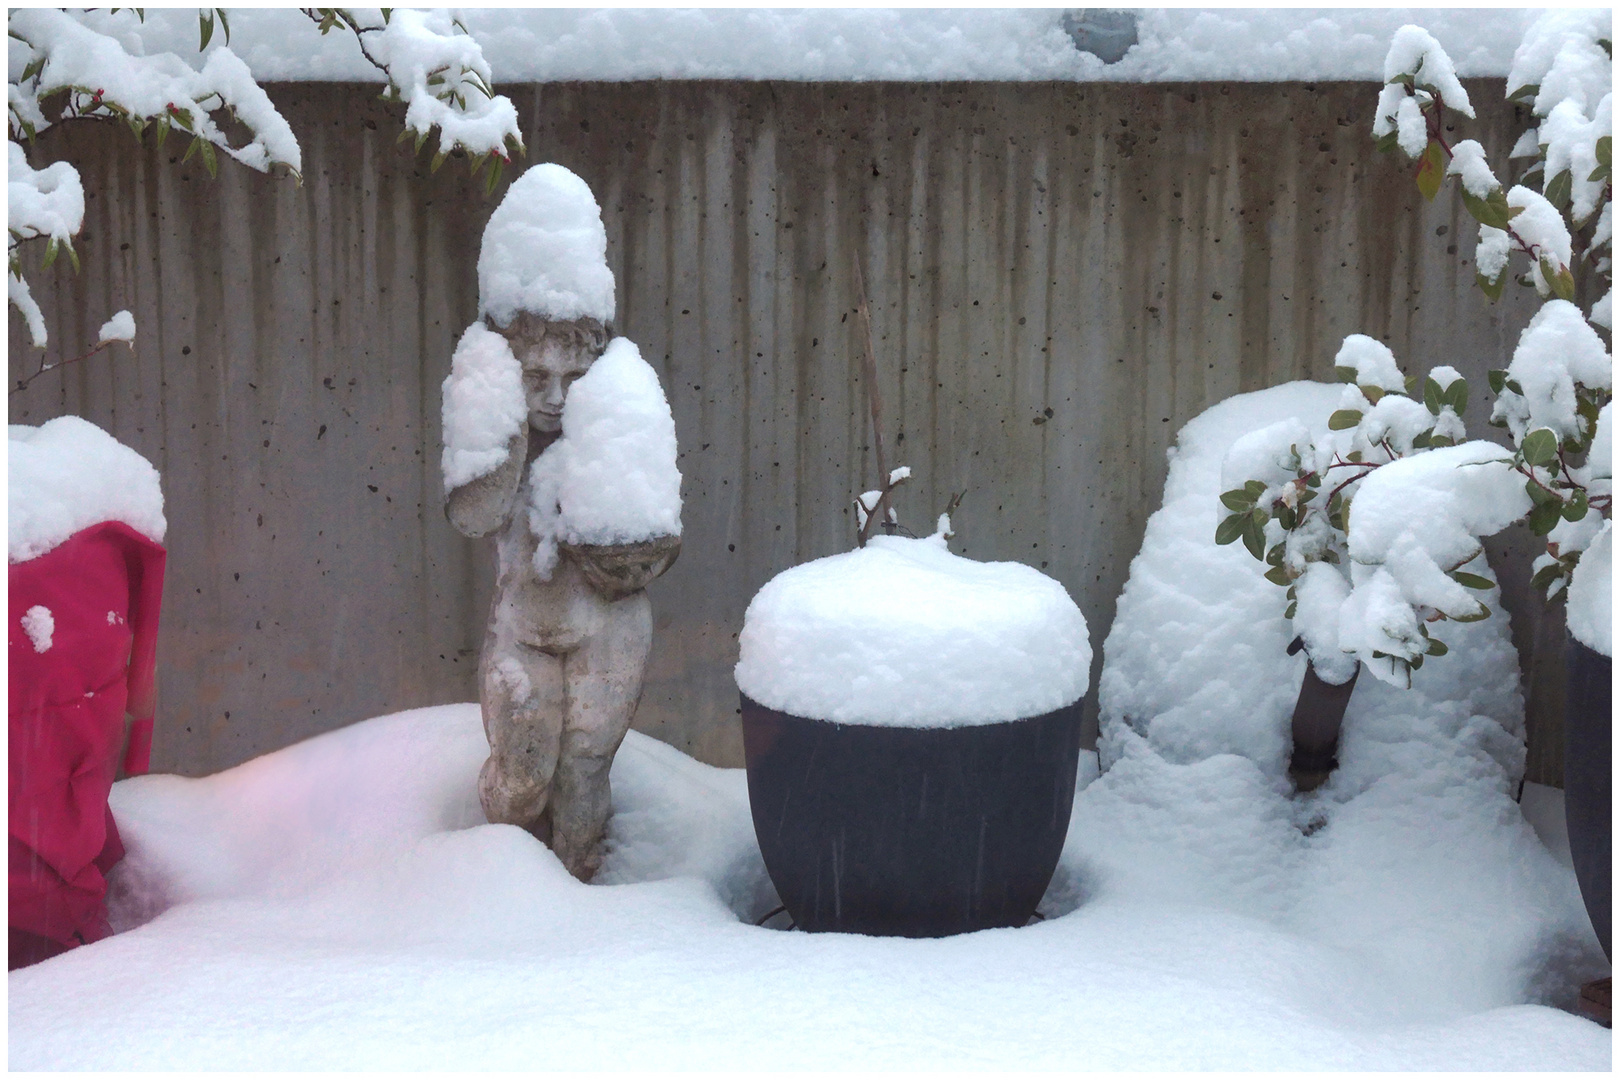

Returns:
9,521,165,960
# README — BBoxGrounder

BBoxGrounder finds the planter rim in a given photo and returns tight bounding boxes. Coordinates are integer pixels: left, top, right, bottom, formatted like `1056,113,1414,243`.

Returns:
738,691,1084,732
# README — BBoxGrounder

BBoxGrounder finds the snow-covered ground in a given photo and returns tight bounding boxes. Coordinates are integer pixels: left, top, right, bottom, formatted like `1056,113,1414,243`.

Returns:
5,706,1606,1070
47,8,1543,84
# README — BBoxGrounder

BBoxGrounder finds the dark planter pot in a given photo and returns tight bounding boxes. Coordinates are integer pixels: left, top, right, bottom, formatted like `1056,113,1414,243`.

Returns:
1565,637,1611,959
740,694,1083,938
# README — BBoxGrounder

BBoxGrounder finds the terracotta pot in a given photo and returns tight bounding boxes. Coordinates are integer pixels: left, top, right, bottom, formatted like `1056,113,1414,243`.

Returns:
740,694,1082,937
1564,636,1611,959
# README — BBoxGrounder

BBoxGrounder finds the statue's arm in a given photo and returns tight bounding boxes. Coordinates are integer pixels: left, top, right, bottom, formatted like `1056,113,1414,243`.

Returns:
445,431,527,538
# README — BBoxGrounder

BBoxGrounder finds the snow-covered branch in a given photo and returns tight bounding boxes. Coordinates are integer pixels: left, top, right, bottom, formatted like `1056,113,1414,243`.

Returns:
302,8,524,190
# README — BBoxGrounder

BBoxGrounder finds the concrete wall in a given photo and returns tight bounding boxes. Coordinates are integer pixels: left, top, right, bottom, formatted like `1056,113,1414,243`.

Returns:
10,79,1562,781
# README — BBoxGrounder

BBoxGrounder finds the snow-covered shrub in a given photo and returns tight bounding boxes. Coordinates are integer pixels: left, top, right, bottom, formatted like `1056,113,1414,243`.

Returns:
1222,14,1612,684
8,7,521,356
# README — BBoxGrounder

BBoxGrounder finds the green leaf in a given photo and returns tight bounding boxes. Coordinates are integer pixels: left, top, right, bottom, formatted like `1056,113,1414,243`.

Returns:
155,115,170,151
1284,601,1298,620
1507,82,1539,104
1525,478,1561,506
66,244,79,274
431,150,448,174
199,10,214,50
200,140,217,179
382,9,393,24
1450,603,1492,623
414,128,430,155
1333,365,1358,384
1476,269,1506,302
1277,504,1298,531
1362,384,1386,404
1521,428,1559,467
1549,262,1576,303
1527,500,1562,536
1215,513,1246,546
1423,377,1444,415
1487,369,1507,395
1562,488,1589,521
1451,571,1495,590
1426,637,1449,656
484,155,503,196
1529,561,1565,592
1415,139,1445,201
1461,186,1513,231
396,127,413,146
1220,488,1255,512
1543,168,1572,212
181,135,201,164
1328,409,1363,431
1243,480,1266,499
20,56,44,84
42,237,58,271
1241,515,1266,561
1443,378,1467,416
1263,565,1292,586
1266,543,1286,567
216,8,230,44
1598,135,1612,169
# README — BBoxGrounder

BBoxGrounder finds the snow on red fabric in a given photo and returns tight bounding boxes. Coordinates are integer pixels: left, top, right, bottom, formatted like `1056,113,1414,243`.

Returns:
9,520,165,966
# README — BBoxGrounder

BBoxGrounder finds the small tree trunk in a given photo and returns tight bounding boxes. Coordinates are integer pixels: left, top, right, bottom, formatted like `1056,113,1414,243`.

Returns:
1289,658,1359,792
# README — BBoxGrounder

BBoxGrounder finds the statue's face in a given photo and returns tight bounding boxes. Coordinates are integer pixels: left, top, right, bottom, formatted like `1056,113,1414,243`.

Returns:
515,330,597,434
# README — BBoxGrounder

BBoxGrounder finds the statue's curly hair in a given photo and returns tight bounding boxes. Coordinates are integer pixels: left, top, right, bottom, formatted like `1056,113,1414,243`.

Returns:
488,310,612,357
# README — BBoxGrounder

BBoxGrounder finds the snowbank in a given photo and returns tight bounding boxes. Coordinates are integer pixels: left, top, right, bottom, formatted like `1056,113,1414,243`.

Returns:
9,416,165,563
735,533,1090,727
1090,382,1602,1017
527,337,682,562
477,163,614,327
52,8,1545,85
5,704,1607,1070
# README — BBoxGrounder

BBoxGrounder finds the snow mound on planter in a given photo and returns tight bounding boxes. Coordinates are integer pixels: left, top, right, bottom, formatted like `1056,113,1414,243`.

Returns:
735,533,1089,727
1078,381,1603,1016
9,416,165,563
526,337,682,575
477,162,615,327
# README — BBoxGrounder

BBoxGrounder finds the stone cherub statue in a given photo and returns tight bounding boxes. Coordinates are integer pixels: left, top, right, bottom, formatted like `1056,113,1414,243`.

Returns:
441,164,682,880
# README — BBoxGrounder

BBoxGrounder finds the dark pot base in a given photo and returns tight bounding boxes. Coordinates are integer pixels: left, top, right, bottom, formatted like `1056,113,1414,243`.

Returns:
740,694,1083,938
1565,639,1611,960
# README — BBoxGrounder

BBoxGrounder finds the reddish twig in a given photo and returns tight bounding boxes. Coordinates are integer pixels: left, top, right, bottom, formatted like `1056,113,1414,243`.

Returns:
10,338,120,396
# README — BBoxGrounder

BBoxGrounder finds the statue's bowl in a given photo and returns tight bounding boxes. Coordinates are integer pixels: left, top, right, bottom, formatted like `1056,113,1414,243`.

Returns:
561,535,681,600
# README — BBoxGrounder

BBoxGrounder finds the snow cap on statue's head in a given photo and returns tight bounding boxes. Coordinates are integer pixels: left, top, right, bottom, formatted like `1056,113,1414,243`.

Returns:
477,163,615,327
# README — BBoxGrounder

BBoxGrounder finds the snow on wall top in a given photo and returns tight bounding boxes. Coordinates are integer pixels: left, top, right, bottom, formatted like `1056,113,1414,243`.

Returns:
31,9,1550,85
477,163,614,326
9,416,166,563
735,533,1091,727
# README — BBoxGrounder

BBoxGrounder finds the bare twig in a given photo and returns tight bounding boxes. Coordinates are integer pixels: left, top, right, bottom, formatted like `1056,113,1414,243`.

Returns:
11,338,120,396
852,254,893,547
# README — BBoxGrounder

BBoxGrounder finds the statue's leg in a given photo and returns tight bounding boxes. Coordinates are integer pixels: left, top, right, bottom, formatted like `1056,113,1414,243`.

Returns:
551,594,653,881
477,633,567,841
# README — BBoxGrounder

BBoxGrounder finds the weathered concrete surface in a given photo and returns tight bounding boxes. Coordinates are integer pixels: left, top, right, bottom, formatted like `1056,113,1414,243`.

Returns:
10,80,1556,779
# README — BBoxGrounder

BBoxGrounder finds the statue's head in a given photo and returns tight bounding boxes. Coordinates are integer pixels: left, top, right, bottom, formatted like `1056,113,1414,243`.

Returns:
493,310,612,434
